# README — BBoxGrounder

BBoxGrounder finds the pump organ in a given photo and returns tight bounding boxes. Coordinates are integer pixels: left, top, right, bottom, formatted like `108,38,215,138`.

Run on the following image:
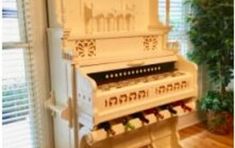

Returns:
47,0,198,148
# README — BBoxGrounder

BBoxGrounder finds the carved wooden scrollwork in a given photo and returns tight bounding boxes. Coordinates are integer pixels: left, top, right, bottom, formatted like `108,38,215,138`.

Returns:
181,81,187,88
120,94,128,104
159,86,165,94
167,84,173,92
143,35,158,51
174,82,180,90
109,96,118,106
74,39,96,57
138,90,146,99
129,92,137,101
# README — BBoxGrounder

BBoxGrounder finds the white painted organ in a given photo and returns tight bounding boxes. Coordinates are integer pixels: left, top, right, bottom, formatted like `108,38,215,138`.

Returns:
47,0,198,148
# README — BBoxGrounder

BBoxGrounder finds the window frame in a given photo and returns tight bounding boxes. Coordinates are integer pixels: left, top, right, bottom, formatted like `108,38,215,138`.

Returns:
2,0,54,147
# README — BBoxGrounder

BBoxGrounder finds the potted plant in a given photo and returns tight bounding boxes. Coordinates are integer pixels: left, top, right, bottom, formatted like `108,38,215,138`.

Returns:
186,0,234,134
197,91,233,134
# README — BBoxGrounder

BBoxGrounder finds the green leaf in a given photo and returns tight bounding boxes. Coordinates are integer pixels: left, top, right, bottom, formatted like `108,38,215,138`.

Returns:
186,0,233,92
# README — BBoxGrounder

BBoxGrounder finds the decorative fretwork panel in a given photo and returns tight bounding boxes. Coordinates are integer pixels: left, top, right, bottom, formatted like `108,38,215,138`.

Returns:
155,80,189,96
105,90,149,107
143,35,158,51
74,39,96,57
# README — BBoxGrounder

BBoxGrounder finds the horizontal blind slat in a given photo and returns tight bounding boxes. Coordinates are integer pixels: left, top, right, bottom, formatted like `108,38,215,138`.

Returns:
2,109,29,117
2,115,29,124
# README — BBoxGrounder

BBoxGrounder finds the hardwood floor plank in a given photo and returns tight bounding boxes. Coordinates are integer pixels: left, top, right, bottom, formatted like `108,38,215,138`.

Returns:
179,123,234,148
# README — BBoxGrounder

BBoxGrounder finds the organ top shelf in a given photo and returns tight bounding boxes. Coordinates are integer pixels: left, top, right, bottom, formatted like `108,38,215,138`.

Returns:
65,29,171,41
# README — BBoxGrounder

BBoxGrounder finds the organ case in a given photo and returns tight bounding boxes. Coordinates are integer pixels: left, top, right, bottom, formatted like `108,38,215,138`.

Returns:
46,0,198,148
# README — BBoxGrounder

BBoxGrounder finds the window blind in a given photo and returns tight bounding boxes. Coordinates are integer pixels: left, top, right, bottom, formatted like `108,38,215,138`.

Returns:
159,0,190,55
2,0,41,148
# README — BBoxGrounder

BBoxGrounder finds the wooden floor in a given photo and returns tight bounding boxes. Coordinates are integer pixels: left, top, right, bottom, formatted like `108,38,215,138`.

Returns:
179,123,234,148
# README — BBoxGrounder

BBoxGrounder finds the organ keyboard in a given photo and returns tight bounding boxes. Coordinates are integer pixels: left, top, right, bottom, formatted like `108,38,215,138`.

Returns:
46,0,198,147
76,57,197,129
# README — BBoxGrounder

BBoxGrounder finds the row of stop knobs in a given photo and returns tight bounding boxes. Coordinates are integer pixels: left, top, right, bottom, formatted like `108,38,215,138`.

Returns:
97,100,192,136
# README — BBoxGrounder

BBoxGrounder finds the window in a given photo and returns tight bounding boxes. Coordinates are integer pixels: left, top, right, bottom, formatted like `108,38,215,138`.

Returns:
159,0,190,55
2,0,38,147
